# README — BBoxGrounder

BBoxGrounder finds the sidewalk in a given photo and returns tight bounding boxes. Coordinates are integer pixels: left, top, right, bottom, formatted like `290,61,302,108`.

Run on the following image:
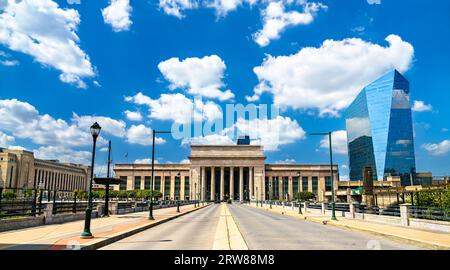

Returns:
246,203,450,250
0,204,208,250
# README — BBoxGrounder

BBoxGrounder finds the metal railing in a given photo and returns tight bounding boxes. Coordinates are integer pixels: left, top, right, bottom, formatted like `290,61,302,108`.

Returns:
354,204,400,217
410,206,450,222
0,188,43,219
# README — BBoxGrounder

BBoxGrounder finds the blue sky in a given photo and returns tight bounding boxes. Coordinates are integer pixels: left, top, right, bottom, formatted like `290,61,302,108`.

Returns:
0,0,449,178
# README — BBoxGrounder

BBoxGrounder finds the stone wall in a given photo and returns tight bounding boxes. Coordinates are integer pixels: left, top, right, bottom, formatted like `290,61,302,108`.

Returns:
0,216,45,232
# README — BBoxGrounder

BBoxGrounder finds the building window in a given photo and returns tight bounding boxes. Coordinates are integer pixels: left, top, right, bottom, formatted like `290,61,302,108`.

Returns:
144,176,151,190
184,176,190,197
283,176,289,200
302,177,308,192
312,176,318,195
155,176,161,191
325,176,332,191
134,176,141,190
9,166,14,188
164,176,171,197
265,177,270,200
273,177,279,199
175,176,181,196
293,176,299,194
119,176,127,190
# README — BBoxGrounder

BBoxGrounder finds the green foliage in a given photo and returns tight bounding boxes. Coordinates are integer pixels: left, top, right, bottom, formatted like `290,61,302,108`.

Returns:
74,189,164,201
416,189,450,208
1,191,17,200
75,190,88,200
293,191,316,201
92,190,105,199
23,189,34,198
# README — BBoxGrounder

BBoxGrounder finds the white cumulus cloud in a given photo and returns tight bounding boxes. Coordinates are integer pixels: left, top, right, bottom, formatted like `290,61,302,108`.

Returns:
125,92,223,124
0,0,95,88
102,0,133,32
251,34,414,116
126,124,166,146
159,0,199,19
124,110,143,121
34,145,91,165
412,100,433,112
0,131,15,148
158,55,234,101
367,0,381,4
422,140,450,156
72,113,127,137
319,130,348,154
253,1,326,47
134,158,159,164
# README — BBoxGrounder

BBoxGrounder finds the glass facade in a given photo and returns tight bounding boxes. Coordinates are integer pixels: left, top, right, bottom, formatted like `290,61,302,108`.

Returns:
346,70,416,185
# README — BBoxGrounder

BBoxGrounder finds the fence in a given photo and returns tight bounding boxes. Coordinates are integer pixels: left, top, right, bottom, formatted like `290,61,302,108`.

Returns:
410,206,450,222
0,188,46,219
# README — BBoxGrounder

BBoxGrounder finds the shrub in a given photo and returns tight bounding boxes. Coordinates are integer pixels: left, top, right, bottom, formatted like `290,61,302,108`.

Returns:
293,192,316,201
1,191,17,200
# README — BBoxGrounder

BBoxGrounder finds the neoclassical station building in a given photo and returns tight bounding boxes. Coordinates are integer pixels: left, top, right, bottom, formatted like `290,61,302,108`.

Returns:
0,148,90,191
114,144,339,202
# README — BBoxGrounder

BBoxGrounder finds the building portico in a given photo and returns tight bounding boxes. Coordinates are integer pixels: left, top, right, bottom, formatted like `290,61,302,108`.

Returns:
189,145,265,202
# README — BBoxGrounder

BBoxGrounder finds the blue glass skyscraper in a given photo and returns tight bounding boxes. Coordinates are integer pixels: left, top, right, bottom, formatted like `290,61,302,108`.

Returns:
345,70,416,185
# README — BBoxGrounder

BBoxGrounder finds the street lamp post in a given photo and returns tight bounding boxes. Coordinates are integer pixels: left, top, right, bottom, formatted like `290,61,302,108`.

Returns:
310,131,337,221
149,130,171,220
256,186,258,207
81,122,101,238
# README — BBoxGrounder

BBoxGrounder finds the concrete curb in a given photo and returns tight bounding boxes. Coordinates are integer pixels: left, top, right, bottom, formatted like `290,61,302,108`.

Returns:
80,204,211,250
310,219,450,250
245,204,450,250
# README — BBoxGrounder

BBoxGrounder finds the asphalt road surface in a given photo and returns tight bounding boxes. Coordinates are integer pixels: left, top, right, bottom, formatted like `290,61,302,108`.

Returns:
228,204,422,250
101,204,221,250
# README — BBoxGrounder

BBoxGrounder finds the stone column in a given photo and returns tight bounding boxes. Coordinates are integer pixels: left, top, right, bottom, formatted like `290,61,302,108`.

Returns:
170,174,175,200
349,203,356,219
239,167,244,202
400,203,411,227
211,167,215,201
230,167,234,201
181,175,185,200
201,167,206,201
220,167,225,201
249,167,253,199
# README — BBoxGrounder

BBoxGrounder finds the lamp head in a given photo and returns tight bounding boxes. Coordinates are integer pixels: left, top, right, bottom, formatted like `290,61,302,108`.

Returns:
90,122,102,138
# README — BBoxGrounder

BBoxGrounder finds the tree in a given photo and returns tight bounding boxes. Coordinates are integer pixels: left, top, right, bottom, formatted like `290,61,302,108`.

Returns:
294,192,316,201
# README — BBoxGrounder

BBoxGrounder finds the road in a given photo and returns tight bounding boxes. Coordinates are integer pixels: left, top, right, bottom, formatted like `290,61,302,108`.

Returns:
228,204,421,250
101,203,422,250
100,204,221,250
